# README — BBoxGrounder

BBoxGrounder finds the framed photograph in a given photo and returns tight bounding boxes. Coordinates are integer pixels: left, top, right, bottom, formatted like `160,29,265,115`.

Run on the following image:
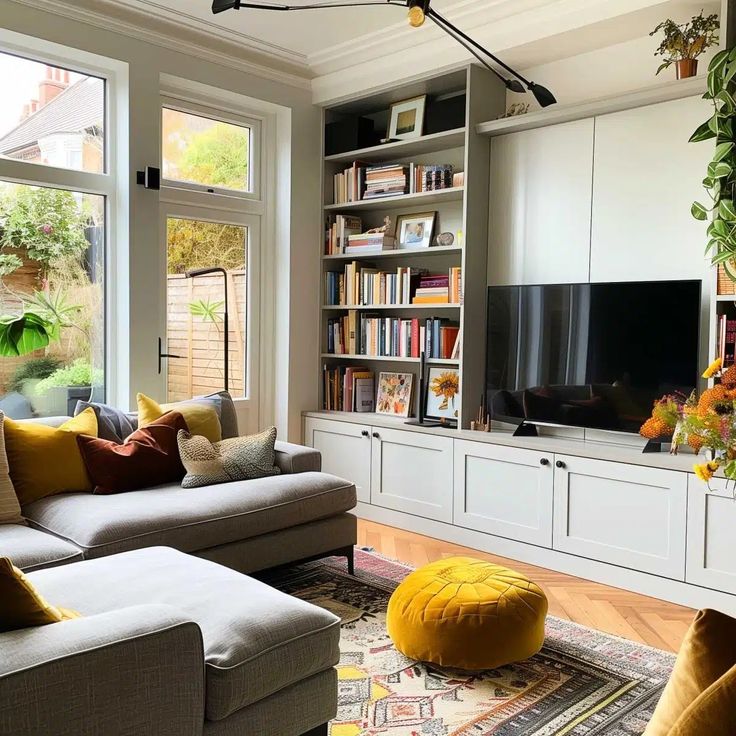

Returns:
425,366,460,422
376,372,414,418
388,95,426,140
396,211,437,250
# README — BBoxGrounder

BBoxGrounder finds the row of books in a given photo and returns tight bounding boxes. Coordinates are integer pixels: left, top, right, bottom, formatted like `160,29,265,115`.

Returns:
326,265,424,306
324,215,363,256
332,161,461,204
414,268,462,304
323,366,376,413
717,314,736,366
326,313,460,359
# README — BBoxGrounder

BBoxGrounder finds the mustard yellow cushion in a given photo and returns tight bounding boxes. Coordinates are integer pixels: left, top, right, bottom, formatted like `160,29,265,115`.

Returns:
386,556,548,670
645,608,736,736
137,393,221,443
4,409,98,505
0,557,79,632
669,664,736,736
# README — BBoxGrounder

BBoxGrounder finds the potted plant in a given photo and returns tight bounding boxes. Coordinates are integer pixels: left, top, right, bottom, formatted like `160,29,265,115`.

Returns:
650,12,720,79
33,359,102,416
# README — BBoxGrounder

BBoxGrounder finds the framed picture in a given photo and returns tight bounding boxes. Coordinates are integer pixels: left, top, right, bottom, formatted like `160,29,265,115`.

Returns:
388,95,426,140
425,366,460,422
376,372,414,418
396,211,436,250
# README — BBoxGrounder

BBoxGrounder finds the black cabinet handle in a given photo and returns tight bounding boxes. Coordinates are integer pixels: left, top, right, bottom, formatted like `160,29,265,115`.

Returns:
540,458,550,466
372,432,380,439
556,460,566,469
361,430,369,438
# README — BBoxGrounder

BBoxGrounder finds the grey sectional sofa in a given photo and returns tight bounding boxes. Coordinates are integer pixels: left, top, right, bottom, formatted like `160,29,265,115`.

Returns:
0,415,358,736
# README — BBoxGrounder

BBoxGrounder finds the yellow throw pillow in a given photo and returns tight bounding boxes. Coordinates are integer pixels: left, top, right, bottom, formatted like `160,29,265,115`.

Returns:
644,608,736,736
0,557,79,632
137,393,222,443
4,409,98,506
669,664,736,736
0,410,23,525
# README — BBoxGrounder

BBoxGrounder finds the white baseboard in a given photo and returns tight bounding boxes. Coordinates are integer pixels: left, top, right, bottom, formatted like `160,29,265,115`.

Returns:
356,502,736,617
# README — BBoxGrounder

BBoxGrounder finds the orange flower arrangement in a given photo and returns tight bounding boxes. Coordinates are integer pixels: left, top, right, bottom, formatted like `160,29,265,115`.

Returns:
640,358,736,486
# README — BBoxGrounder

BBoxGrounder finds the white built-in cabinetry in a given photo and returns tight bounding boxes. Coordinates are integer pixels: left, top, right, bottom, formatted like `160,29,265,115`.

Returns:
304,413,736,613
487,94,711,289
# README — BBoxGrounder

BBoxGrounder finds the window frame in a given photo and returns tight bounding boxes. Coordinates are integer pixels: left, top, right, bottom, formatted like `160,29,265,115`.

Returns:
0,28,128,408
160,96,262,202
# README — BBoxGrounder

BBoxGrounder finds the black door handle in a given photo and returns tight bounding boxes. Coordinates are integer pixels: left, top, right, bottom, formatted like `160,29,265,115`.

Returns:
361,430,369,438
556,460,566,469
540,458,550,466
158,337,183,375
372,432,380,439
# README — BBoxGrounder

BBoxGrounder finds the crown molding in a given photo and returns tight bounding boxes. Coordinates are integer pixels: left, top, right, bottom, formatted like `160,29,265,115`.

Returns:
7,0,313,90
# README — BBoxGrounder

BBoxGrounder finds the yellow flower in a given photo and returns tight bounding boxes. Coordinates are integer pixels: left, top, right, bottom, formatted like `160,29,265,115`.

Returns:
693,461,719,483
702,358,723,379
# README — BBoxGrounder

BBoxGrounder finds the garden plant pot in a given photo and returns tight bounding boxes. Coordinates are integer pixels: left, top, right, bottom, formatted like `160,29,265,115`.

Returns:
675,59,698,79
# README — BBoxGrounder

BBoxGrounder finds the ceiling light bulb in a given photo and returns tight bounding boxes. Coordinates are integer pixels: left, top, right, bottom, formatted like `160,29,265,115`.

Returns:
408,6,425,27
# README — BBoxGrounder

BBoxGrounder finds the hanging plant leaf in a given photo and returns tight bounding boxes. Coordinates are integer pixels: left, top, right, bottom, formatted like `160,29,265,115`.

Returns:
692,201,710,220
714,161,732,178
691,119,718,142
720,199,736,222
713,141,734,162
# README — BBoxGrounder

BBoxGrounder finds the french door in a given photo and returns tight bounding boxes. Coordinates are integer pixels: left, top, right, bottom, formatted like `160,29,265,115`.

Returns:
159,204,261,434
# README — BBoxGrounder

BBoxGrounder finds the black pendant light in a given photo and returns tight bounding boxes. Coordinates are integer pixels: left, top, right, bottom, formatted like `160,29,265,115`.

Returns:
211,0,557,107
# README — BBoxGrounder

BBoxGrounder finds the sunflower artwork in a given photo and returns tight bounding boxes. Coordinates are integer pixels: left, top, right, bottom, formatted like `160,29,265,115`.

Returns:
426,367,460,422
640,358,736,489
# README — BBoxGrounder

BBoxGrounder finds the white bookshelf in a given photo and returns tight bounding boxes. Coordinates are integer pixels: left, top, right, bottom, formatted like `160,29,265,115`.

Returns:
319,65,506,424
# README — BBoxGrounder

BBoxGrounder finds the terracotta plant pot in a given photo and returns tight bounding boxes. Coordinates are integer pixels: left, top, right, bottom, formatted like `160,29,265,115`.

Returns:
676,58,698,79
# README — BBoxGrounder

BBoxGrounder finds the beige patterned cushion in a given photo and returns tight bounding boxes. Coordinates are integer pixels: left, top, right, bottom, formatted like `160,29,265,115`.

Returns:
0,411,23,525
177,427,281,489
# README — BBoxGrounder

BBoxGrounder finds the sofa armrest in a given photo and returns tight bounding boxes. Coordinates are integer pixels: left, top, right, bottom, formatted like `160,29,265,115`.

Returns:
0,604,204,736
275,441,322,474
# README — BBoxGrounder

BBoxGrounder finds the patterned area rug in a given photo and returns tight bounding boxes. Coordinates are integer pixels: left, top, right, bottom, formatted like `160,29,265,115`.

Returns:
263,549,675,736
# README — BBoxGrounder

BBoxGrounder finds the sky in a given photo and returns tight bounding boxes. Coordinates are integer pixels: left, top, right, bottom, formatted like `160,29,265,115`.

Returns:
0,52,84,139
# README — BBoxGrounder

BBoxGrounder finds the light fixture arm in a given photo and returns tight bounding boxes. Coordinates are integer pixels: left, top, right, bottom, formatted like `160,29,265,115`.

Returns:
214,1,406,12
425,10,523,93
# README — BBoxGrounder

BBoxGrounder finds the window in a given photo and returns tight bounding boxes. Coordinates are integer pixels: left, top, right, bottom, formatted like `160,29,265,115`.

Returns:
0,52,105,174
160,94,262,411
166,217,248,402
0,43,115,419
162,106,252,194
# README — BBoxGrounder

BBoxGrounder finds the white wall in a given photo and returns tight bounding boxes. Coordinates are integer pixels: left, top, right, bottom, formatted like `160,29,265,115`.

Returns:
0,0,322,441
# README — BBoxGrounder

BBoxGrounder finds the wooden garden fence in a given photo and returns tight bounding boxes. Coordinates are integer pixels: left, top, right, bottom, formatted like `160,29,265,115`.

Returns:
166,270,246,402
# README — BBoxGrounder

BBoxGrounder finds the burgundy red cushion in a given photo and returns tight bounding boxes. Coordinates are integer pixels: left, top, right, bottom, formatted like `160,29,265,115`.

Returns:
77,412,188,494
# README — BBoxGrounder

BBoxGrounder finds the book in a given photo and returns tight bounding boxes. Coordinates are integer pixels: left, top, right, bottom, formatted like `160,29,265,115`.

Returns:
354,376,375,412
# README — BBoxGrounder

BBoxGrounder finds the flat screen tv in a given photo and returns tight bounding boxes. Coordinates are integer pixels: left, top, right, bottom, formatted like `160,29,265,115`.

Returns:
485,280,701,434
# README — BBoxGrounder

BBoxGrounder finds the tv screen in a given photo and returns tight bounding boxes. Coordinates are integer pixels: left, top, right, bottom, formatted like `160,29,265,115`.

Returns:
486,280,701,434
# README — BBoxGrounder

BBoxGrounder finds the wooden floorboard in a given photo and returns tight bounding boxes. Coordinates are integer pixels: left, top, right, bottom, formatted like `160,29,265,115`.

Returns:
357,518,695,653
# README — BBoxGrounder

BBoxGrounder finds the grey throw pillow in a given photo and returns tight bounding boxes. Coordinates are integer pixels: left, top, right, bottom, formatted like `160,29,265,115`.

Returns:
75,401,138,443
197,391,239,439
177,426,280,489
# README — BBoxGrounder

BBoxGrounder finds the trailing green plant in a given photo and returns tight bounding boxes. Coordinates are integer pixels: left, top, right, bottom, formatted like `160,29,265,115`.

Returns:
8,356,63,393
34,359,102,395
691,47,736,279
651,12,720,74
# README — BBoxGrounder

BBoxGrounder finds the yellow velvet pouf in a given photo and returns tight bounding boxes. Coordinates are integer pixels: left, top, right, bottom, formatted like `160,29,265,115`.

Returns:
387,556,548,670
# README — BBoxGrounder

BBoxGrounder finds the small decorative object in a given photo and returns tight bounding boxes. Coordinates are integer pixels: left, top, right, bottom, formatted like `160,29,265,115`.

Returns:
640,358,736,487
434,232,455,247
376,372,414,418
470,399,491,433
691,48,736,281
650,12,719,79
388,95,427,140
425,367,460,422
396,211,437,250
366,216,392,234
497,102,530,119
456,230,465,247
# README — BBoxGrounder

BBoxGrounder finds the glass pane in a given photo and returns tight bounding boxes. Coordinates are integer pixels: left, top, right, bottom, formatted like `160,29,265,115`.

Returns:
166,217,247,402
162,108,250,192
0,52,105,174
0,181,105,418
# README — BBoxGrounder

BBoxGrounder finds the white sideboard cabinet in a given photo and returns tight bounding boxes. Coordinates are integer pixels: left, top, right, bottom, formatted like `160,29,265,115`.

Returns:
304,412,736,613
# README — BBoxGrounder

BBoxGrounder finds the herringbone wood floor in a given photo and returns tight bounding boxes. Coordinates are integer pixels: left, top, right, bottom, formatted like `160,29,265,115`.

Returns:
357,519,695,653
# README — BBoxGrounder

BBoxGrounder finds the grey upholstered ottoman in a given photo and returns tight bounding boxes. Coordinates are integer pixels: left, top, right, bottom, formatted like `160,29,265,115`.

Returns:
8,546,340,735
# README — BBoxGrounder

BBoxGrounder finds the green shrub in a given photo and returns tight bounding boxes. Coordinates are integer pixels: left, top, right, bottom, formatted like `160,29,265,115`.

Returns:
8,356,63,393
35,359,103,396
